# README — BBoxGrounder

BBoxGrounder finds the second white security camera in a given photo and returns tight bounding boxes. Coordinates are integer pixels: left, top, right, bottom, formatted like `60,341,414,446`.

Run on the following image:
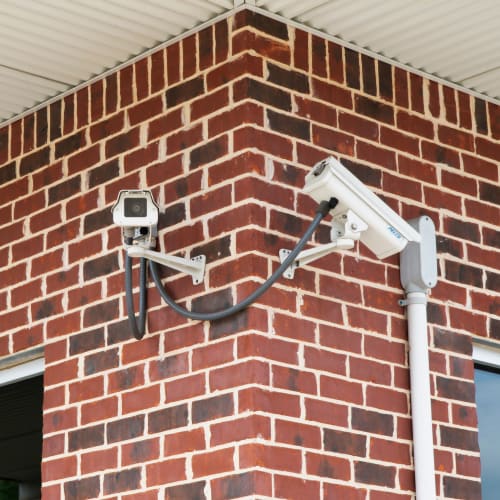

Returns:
112,190,159,248
304,157,421,259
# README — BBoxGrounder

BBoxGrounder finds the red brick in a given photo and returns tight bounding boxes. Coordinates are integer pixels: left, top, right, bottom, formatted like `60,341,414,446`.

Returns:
465,199,499,225
443,86,458,124
232,29,290,65
107,365,145,393
235,10,289,40
456,453,481,477
271,313,316,343
30,206,62,234
122,385,161,414
239,387,300,418
449,306,487,334
182,33,197,79
380,126,419,156
462,153,498,181
238,333,299,365
12,324,43,352
128,95,163,126
81,448,118,474
211,414,271,447
211,471,272,499
166,42,181,85
324,483,367,499
240,443,301,473
215,102,265,139
122,335,159,364
304,345,346,375
307,451,351,480
42,456,77,482
44,358,78,385
81,396,118,425
90,111,124,142
147,458,186,486
198,26,213,71
69,375,104,403
272,364,317,394
397,109,434,138
166,123,203,155
275,418,321,449
438,124,474,151
320,375,363,405
190,87,229,122
43,434,65,458
339,111,378,140
275,473,320,499
366,385,408,414
121,438,160,466
458,92,473,129
409,73,424,113
207,52,263,91
294,29,309,72
210,359,270,391
14,190,44,219
150,49,165,93
44,407,77,433
164,373,205,403
192,447,234,477
350,356,392,385
312,78,352,109
305,398,348,427
312,123,355,155
301,294,343,324
357,140,397,170
424,185,462,213
134,58,149,100
164,428,205,456
364,335,406,364
394,67,409,108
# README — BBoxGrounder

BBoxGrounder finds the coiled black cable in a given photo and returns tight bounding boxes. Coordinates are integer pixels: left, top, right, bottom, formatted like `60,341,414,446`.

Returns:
148,199,335,322
125,255,148,339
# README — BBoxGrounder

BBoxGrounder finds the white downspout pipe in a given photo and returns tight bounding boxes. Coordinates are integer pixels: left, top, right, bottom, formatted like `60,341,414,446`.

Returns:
406,291,436,499
400,216,438,500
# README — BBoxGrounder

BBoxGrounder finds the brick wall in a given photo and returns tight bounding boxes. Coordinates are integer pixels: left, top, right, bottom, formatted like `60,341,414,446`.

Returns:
0,7,498,499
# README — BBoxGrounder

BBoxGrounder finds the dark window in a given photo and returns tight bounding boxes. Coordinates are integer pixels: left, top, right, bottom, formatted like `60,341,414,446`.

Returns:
0,375,43,499
474,365,500,500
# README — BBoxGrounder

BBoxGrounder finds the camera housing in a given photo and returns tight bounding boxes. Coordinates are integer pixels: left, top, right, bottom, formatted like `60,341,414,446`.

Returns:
304,157,421,259
112,190,159,248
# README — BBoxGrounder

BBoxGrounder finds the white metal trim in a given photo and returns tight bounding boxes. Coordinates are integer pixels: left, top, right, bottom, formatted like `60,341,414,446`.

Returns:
0,357,44,387
473,342,500,369
1,3,498,129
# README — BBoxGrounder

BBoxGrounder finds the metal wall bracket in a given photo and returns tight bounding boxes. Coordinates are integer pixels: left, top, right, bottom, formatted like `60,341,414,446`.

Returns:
279,209,367,280
279,238,355,279
127,246,206,285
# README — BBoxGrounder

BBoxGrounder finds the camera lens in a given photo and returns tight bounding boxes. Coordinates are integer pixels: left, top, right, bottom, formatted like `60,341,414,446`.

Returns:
124,198,147,217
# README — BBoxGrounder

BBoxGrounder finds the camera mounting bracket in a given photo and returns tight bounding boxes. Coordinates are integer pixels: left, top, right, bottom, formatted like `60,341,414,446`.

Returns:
127,246,206,285
279,210,367,279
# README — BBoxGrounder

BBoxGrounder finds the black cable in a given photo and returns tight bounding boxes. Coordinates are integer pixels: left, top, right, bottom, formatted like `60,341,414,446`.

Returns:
149,199,335,322
125,255,148,339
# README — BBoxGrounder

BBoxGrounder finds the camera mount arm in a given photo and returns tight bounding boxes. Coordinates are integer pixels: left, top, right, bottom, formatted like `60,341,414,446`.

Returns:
279,209,367,279
127,246,206,285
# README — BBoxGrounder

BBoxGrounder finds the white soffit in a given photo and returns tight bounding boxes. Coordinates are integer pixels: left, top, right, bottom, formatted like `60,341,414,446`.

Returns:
260,0,500,101
0,0,499,125
0,0,233,123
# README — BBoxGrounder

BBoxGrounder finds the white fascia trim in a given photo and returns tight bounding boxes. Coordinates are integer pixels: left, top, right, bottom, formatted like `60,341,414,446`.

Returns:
473,341,500,369
0,357,44,387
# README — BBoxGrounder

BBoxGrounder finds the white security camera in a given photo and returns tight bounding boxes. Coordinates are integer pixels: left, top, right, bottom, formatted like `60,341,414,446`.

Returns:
112,190,159,248
304,157,421,259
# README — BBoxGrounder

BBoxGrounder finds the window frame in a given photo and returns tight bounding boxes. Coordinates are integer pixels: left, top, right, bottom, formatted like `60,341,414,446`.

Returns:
473,340,500,500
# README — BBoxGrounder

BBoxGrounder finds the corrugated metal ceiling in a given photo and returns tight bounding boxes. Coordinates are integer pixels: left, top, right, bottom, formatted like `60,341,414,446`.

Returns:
0,0,499,125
